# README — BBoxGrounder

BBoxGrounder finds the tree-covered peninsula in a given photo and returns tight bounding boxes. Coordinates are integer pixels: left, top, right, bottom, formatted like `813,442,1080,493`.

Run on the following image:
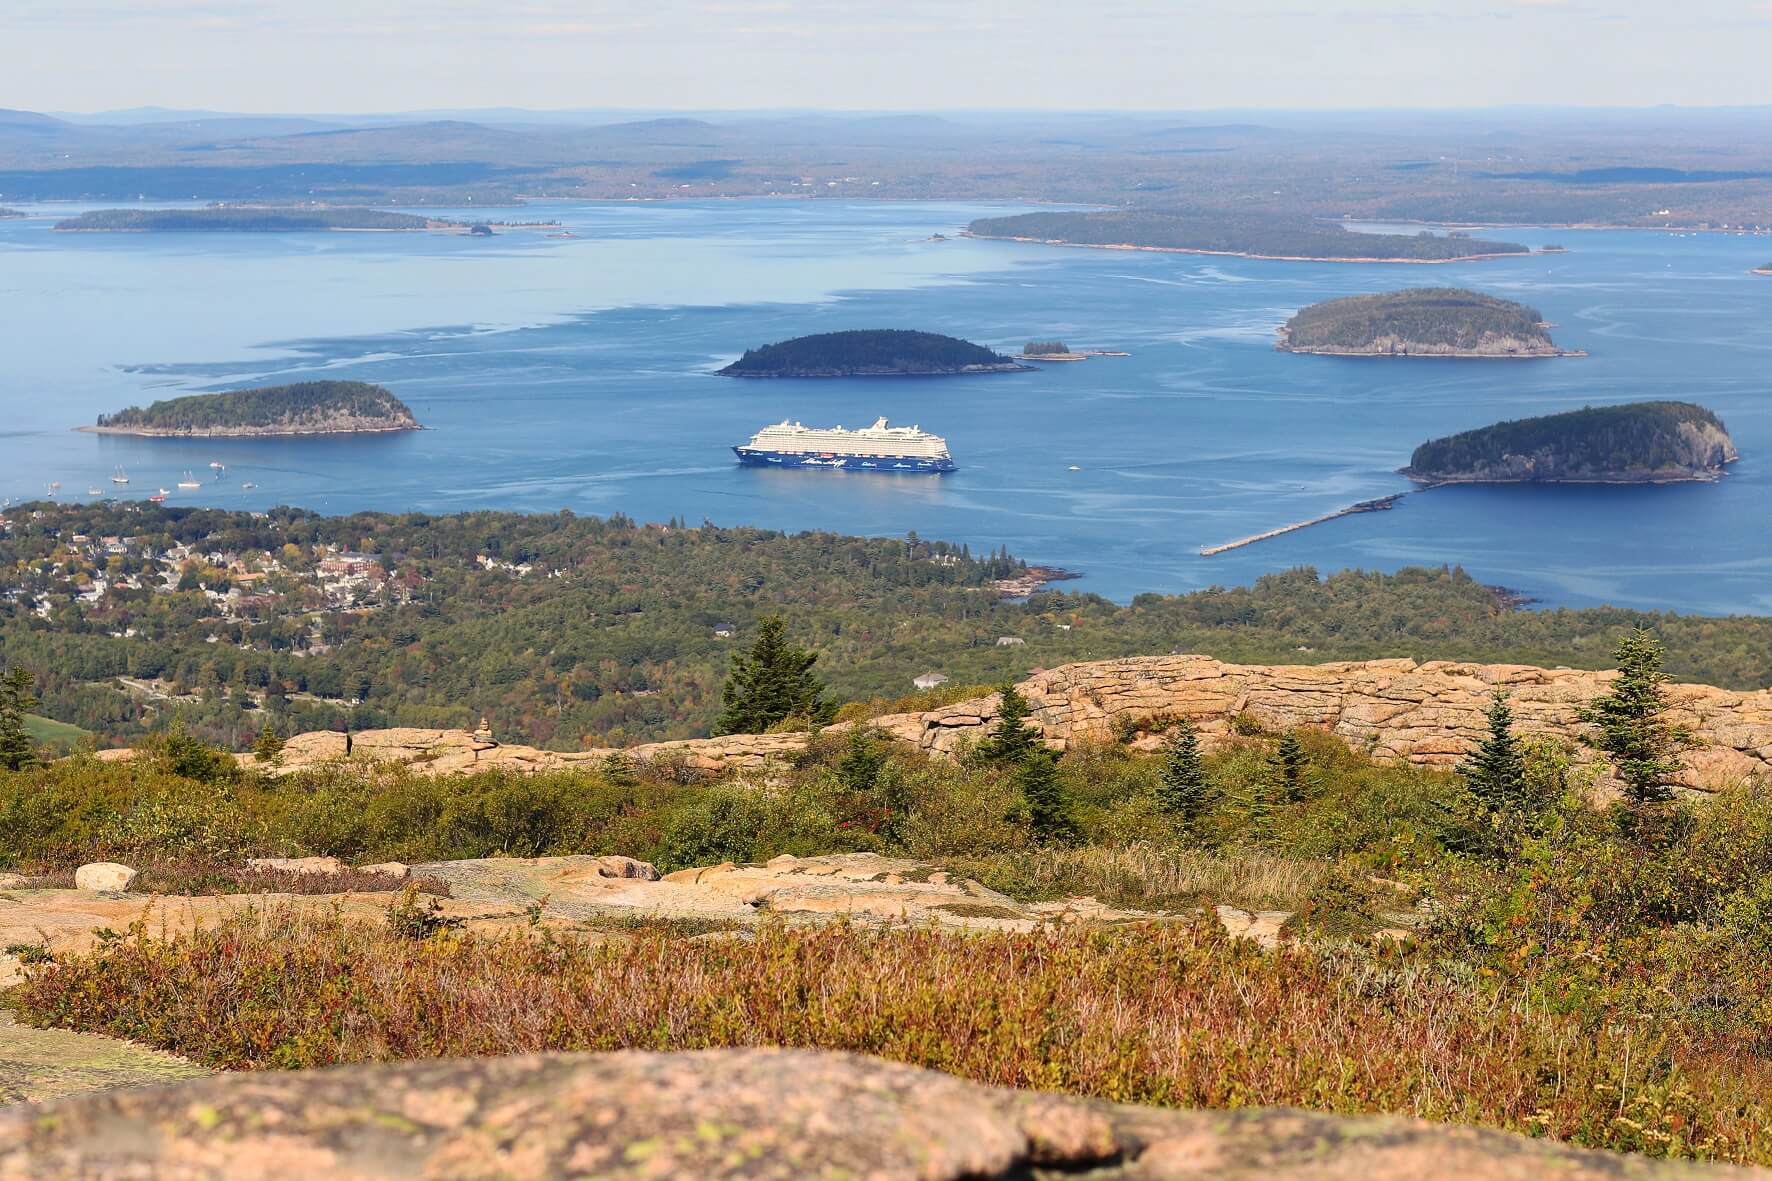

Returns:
1403,402,1738,484
1279,288,1574,357
964,211,1529,263
87,381,421,437
56,207,442,232
718,330,1030,377
0,207,23,219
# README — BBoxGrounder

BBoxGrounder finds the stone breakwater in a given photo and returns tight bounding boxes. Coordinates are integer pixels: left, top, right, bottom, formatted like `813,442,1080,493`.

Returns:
97,655,1771,790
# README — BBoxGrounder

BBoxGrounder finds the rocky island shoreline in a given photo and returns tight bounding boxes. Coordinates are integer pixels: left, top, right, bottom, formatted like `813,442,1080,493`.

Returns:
82,380,422,438
1277,289,1584,358
718,329,1030,377
1402,401,1738,485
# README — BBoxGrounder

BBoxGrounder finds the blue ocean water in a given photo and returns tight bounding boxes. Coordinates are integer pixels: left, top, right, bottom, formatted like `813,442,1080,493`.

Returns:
1,199,1767,612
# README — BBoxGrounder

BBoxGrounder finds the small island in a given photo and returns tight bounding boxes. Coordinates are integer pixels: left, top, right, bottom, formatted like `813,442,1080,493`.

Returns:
53,207,559,234
1278,288,1581,357
717,330,1031,378
85,381,421,437
1402,401,1738,485
963,211,1530,264
0,207,23,220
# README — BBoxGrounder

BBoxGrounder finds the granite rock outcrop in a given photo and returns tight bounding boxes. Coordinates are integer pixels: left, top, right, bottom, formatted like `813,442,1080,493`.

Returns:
1,1047,1758,1180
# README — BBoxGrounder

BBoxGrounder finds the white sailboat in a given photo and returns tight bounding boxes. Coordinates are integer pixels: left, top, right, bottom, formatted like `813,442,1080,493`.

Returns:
177,471,201,489
111,468,129,485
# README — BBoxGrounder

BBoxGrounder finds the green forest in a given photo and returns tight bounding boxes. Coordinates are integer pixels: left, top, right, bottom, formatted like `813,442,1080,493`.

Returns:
1280,288,1559,354
1405,401,1738,482
95,381,418,434
5,502,1772,753
718,329,1021,376
55,207,437,231
965,211,1530,261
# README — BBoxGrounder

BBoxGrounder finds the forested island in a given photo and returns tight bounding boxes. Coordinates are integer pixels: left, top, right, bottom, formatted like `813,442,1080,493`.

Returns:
86,381,421,437
1403,401,1738,484
718,330,1030,377
51,207,543,233
0,207,22,219
963,211,1530,263
1279,288,1577,357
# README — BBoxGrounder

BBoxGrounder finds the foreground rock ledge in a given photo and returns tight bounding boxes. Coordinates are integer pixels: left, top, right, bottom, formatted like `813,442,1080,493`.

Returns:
0,1048,1754,1181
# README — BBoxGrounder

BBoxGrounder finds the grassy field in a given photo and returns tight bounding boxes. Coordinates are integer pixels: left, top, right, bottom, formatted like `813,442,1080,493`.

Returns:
23,715,89,750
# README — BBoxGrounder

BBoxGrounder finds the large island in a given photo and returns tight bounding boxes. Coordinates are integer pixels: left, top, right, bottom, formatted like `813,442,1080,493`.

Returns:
718,330,1030,377
1278,288,1579,357
1403,402,1738,484
53,207,554,233
85,381,422,437
963,211,1530,264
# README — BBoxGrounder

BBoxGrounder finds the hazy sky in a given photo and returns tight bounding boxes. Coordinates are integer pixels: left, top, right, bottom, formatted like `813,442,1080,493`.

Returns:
8,0,1772,114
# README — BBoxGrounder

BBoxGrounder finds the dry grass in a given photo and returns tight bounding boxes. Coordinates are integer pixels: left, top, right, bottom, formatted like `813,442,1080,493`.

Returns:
955,843,1331,911
10,905,1767,1163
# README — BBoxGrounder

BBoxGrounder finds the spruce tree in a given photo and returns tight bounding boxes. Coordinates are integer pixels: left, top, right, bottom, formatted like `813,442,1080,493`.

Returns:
1460,689,1525,816
251,725,286,766
1155,719,1215,840
1268,731,1310,803
978,682,1043,765
1018,746,1080,844
836,725,887,794
0,666,39,773
1577,628,1686,806
714,616,834,735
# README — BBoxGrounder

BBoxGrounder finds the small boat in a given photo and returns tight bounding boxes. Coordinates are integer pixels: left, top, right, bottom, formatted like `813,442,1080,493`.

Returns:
87,486,102,496
241,481,258,490
149,493,167,503
208,461,225,470
112,468,130,485
1068,465,1081,471
48,480,61,491
44,484,56,497
177,471,201,489
156,487,171,496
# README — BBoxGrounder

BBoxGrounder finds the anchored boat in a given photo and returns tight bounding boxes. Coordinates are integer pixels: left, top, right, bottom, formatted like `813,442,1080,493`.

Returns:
734,417,955,474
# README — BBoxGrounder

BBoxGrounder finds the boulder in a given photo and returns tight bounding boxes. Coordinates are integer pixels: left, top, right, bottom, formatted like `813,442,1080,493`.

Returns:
71,863,134,893
592,855,659,881
0,1048,1753,1180
355,862,410,881
246,856,345,877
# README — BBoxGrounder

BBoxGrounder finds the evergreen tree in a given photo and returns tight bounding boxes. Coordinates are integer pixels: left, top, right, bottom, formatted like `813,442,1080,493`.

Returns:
1460,689,1525,816
1268,731,1311,803
251,725,286,765
836,725,887,794
978,683,1043,765
713,616,834,736
1017,746,1080,844
0,666,39,773
1577,629,1686,806
1155,719,1215,840
601,751,638,788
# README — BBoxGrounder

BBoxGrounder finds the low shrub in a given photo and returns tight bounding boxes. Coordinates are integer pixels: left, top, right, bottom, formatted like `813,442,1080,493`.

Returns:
11,909,1766,1162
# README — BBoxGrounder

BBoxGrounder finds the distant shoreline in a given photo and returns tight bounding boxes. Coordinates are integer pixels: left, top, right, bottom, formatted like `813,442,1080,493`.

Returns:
77,423,422,438
959,230,1531,265
1399,468,1733,487
720,363,1031,378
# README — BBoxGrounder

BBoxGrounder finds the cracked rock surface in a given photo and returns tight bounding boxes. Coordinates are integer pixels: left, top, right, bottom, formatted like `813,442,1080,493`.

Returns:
1,1047,1759,1180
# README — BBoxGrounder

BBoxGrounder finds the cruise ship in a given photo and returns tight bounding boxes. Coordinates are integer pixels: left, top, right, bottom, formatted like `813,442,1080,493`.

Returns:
734,417,956,473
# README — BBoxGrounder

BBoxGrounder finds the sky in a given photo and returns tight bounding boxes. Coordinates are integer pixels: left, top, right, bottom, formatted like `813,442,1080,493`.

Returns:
7,0,1772,115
